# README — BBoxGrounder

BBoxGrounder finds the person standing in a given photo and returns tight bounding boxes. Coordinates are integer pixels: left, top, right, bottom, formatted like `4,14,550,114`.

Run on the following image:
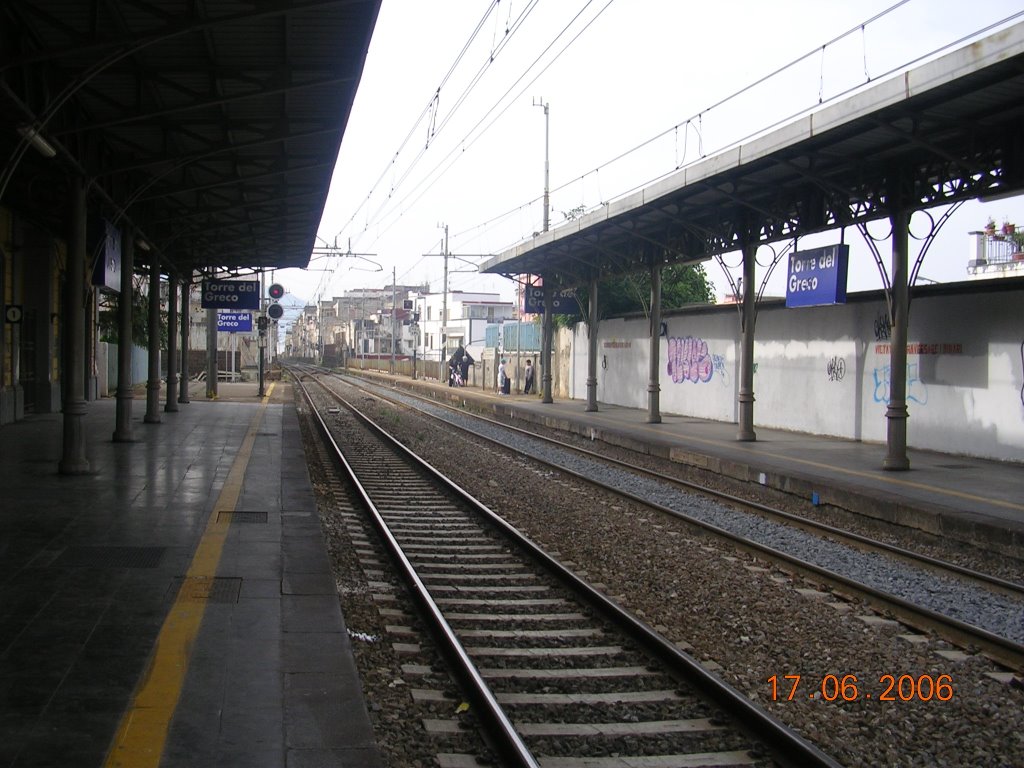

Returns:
523,359,535,395
497,358,508,395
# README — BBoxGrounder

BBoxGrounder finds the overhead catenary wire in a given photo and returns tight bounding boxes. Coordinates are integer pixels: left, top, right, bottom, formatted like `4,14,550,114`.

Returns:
363,0,613,250
358,0,544,242
334,1,502,244
366,0,1012,264
326,1,1022,305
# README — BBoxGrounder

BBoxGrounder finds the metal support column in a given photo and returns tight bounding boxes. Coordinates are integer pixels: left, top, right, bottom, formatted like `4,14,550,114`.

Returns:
144,256,161,423
585,274,599,412
178,276,190,403
164,270,178,412
647,262,662,423
541,280,554,404
737,242,757,441
206,306,218,399
884,207,911,471
59,177,91,474
113,228,135,442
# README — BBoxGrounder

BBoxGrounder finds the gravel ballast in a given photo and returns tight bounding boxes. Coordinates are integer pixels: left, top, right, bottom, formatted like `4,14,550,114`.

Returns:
303,378,1024,767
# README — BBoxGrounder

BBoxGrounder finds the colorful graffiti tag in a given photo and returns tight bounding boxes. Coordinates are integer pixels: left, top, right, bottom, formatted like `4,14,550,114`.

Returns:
667,336,714,383
871,362,928,405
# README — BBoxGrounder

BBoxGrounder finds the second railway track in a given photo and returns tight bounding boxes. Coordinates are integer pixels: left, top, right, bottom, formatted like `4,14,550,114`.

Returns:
321,367,1024,673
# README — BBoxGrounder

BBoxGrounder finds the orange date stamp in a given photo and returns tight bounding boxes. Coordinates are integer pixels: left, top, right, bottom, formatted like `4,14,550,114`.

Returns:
768,673,954,702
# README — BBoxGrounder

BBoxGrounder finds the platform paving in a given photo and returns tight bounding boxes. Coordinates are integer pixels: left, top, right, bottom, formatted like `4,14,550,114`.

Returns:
0,383,382,768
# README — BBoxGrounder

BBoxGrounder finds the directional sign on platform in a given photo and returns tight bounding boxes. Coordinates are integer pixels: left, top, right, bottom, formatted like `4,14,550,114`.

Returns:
216,311,253,332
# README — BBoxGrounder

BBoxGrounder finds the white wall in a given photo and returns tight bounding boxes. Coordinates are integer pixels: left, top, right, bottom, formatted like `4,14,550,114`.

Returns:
567,281,1024,462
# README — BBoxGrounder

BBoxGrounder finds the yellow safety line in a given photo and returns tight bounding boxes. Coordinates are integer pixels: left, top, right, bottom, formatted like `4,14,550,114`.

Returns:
104,382,277,767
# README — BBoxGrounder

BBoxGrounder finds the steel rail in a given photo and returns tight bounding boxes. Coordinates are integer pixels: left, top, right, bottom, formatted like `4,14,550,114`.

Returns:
347,369,1024,598
292,365,843,768
293,372,540,768
328,368,1024,673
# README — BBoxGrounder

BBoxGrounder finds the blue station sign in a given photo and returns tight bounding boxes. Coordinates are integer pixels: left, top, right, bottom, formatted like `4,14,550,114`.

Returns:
201,279,260,309
216,311,253,333
786,244,849,308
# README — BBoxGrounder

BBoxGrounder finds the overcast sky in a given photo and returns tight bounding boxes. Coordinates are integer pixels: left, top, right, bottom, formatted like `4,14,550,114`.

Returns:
272,0,1024,318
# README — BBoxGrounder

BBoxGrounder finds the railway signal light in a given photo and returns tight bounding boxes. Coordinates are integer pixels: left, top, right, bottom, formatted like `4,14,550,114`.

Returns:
268,283,285,300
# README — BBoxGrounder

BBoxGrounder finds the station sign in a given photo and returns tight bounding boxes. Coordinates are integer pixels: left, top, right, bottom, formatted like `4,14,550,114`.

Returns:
91,219,122,292
524,286,577,314
201,279,260,309
785,244,849,308
216,311,253,332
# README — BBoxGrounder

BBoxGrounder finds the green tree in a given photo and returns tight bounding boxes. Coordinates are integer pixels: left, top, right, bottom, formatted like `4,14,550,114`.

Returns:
97,284,168,349
554,262,715,328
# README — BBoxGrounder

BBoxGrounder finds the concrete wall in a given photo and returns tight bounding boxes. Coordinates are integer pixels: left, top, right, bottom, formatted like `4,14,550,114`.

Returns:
567,280,1024,462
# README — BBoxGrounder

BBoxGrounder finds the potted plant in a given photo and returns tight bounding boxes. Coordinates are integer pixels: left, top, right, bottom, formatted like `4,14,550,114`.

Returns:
1001,219,1016,236
984,217,996,236
1012,230,1024,260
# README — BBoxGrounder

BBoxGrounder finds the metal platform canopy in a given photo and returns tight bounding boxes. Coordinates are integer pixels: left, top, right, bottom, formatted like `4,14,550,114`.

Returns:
482,21,1024,470
0,0,381,471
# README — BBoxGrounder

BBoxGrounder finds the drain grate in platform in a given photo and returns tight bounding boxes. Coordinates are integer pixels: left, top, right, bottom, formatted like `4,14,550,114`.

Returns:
53,546,165,568
216,510,268,524
168,576,242,603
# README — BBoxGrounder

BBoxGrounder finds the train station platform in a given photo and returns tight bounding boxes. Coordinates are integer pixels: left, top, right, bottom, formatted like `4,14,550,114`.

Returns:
0,382,382,768
350,368,1024,557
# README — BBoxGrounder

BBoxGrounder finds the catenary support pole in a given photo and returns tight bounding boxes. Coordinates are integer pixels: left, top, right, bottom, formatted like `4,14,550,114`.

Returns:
59,177,91,473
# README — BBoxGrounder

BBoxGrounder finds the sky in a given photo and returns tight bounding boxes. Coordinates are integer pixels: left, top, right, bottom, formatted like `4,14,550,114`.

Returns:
271,0,1024,329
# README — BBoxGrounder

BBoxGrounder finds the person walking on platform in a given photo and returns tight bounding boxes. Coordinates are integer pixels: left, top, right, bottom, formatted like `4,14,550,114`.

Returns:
523,359,535,395
460,350,474,386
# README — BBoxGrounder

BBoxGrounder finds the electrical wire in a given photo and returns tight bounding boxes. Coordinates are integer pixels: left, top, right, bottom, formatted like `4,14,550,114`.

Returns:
334,1,501,242
362,0,541,232
365,0,614,248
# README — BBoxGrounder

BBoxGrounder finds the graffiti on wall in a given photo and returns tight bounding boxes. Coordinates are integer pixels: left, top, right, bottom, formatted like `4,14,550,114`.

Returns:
667,336,714,383
872,363,928,405
874,312,892,341
712,354,729,386
827,356,846,382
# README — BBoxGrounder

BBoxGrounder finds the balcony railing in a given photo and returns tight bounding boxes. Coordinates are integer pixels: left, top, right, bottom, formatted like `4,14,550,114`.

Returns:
970,231,1024,267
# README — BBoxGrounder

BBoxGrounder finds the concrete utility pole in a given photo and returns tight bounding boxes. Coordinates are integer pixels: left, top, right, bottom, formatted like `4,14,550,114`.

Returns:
441,223,448,382
391,266,396,373
533,98,550,233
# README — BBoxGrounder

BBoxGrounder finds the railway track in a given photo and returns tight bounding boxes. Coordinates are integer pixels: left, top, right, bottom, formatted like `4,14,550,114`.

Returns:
315,367,1024,674
295,370,840,768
